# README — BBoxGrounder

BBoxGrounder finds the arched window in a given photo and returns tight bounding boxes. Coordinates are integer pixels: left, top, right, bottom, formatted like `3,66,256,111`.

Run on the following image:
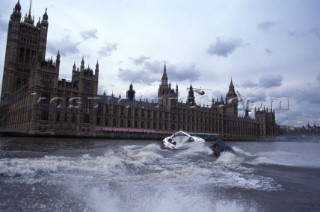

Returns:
31,50,36,62
25,49,30,64
19,48,24,63
16,78,22,89
56,112,60,122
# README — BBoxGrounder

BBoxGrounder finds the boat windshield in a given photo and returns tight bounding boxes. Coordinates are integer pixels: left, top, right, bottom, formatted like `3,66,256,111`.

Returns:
171,131,190,145
174,131,190,137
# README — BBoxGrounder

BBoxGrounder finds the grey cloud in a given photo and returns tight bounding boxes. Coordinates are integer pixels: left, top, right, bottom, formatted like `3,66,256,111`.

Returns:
241,75,283,89
206,37,246,57
310,28,320,39
118,59,201,85
257,21,278,32
118,68,156,85
265,48,273,55
238,89,316,125
142,60,200,82
317,73,320,85
276,110,307,126
0,19,7,37
47,36,80,56
292,87,320,105
130,56,150,65
143,60,163,74
286,28,320,39
0,19,6,31
167,64,200,82
287,30,298,37
81,29,98,40
98,43,117,57
309,96,320,104
259,75,283,88
241,80,257,88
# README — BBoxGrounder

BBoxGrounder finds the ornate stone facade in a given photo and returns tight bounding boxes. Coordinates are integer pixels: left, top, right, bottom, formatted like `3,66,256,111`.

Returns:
0,1,275,139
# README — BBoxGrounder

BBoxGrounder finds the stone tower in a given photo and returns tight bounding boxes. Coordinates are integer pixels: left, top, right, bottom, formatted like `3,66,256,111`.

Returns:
187,85,195,106
126,83,135,101
158,62,178,108
225,78,238,116
1,0,49,102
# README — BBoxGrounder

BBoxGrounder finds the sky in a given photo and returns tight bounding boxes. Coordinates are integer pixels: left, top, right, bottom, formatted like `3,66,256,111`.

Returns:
0,0,320,127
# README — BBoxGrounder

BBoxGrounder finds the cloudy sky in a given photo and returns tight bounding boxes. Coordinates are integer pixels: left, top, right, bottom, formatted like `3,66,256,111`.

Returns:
1,0,320,127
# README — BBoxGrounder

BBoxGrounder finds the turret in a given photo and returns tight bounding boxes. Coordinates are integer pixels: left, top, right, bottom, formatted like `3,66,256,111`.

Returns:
36,17,41,28
14,0,21,11
176,84,179,96
56,51,60,71
23,0,34,25
157,62,178,108
126,83,136,101
220,95,224,104
95,60,99,80
38,8,49,61
10,0,22,21
41,8,48,28
72,62,76,72
72,62,77,81
187,85,195,106
226,78,237,103
161,62,168,86
80,57,85,71
225,78,238,116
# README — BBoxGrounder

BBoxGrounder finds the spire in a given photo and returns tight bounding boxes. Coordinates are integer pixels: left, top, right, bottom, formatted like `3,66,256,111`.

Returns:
229,77,234,90
23,0,33,24
96,60,99,69
41,8,48,27
80,57,85,70
176,84,179,95
161,61,168,85
187,85,195,106
37,17,41,27
43,8,48,21
28,0,32,18
56,51,60,68
227,77,236,98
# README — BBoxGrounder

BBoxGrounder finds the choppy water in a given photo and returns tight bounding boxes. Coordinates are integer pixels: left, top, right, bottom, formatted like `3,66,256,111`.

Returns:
1,135,320,212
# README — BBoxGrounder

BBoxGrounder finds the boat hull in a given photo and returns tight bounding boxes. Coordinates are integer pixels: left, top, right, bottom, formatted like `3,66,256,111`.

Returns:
161,131,205,150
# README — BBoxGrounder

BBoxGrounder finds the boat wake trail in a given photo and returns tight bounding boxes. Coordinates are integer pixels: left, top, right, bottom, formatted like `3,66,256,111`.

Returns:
0,142,282,212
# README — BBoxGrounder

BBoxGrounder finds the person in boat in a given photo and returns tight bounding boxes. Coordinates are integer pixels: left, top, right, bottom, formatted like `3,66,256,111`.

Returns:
211,139,234,157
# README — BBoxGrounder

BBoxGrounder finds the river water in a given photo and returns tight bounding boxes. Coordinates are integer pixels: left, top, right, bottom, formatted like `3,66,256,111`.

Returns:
1,135,320,212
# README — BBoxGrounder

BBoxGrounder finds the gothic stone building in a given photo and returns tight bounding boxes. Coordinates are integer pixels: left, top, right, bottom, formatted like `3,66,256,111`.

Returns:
0,1,275,139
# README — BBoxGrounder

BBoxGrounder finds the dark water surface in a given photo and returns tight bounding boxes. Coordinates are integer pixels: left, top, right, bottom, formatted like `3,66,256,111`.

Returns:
1,136,320,212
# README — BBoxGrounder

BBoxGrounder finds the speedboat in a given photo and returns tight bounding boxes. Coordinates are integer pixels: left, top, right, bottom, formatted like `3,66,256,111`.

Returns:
210,140,234,157
161,131,205,150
